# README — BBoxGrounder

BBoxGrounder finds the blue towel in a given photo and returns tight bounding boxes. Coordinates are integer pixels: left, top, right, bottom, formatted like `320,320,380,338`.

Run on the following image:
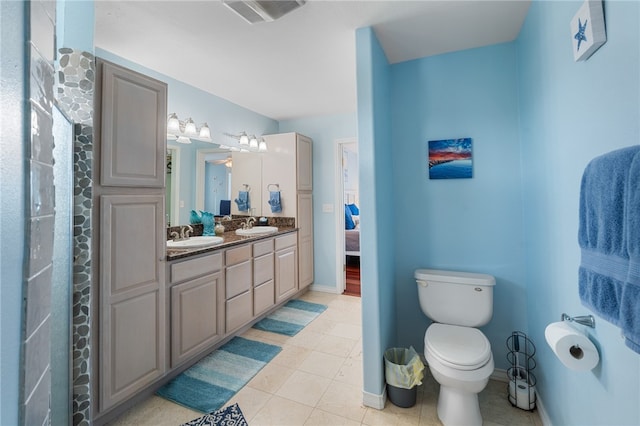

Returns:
620,150,640,352
578,145,640,352
268,191,282,213
219,199,231,216
234,191,250,212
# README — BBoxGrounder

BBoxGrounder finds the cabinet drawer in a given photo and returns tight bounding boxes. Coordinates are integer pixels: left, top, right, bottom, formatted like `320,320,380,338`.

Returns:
254,280,275,317
226,290,252,332
253,239,274,257
170,253,222,283
226,244,251,266
226,260,252,299
254,253,274,286
275,233,297,251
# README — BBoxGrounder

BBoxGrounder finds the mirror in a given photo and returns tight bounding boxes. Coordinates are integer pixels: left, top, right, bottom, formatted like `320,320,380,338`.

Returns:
166,140,233,226
167,139,271,226
195,148,233,215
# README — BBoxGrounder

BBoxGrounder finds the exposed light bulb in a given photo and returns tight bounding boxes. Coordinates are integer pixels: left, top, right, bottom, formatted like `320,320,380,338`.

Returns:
258,138,268,152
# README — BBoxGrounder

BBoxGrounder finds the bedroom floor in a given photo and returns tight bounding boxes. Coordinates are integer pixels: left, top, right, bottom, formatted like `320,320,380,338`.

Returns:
345,256,361,297
110,291,541,426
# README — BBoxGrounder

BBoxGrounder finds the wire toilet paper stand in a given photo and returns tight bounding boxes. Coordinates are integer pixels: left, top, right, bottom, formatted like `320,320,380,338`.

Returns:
506,331,537,411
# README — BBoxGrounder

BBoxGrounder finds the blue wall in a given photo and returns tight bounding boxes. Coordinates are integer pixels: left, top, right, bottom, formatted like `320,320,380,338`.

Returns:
355,27,397,401
391,42,527,370
279,113,357,291
95,48,279,225
518,1,640,424
0,2,27,424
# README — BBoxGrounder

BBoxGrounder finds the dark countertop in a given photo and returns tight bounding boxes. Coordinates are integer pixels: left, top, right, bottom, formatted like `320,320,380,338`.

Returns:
166,227,297,261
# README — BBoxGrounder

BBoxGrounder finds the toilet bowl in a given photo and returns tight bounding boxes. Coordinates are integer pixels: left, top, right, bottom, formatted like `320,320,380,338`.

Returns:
425,324,494,426
415,269,496,426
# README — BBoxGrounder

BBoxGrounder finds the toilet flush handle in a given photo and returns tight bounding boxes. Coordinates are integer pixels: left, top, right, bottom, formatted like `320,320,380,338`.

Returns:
417,280,428,287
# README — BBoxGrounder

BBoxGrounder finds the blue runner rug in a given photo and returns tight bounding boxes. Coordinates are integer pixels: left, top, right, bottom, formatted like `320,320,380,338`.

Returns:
156,337,281,413
252,299,327,336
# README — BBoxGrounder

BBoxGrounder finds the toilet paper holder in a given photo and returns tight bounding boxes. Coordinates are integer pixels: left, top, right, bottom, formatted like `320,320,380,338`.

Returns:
561,313,596,328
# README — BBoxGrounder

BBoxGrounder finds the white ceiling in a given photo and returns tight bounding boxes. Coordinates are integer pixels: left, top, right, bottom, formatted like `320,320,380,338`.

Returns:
95,1,531,121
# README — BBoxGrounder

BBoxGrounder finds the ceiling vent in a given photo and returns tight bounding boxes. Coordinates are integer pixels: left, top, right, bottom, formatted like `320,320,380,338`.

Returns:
222,0,306,24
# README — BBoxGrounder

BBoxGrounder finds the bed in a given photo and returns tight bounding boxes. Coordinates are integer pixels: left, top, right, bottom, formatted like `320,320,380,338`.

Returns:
344,194,360,257
345,228,360,256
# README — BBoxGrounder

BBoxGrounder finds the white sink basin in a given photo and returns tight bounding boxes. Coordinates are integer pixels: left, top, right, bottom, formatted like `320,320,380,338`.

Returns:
167,236,224,249
235,226,279,236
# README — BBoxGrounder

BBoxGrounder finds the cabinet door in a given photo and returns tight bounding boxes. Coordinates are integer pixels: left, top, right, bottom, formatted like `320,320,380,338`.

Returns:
99,194,165,411
275,246,298,302
171,272,224,367
297,193,313,287
230,152,262,215
296,134,313,191
99,60,167,187
261,134,296,217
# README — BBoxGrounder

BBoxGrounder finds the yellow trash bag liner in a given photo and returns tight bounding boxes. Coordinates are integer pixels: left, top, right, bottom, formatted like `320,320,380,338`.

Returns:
384,346,425,389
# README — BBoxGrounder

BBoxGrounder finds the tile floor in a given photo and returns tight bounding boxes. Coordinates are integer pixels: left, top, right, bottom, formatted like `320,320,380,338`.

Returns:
110,291,542,425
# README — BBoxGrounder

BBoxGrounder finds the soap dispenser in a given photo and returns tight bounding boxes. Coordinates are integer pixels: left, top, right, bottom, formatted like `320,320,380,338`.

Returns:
214,221,225,236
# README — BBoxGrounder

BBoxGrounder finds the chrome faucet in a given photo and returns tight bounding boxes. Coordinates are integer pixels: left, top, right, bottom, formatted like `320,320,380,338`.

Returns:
170,225,193,242
241,216,256,229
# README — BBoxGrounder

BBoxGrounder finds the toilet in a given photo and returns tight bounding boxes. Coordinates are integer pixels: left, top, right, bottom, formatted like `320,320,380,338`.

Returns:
415,268,496,426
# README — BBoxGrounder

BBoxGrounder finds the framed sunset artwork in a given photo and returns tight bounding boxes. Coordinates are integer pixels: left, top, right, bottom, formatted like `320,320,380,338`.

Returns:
428,138,473,179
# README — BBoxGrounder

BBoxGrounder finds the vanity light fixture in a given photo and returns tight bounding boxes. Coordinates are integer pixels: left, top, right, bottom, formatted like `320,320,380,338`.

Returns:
258,137,268,152
167,113,213,144
249,135,259,150
239,131,249,146
223,132,268,152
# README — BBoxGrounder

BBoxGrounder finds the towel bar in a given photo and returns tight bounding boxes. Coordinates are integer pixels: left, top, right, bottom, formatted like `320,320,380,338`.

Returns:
561,313,596,328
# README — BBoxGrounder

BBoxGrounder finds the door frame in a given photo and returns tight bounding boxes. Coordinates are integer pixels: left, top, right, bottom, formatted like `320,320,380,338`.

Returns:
334,137,357,294
166,145,180,226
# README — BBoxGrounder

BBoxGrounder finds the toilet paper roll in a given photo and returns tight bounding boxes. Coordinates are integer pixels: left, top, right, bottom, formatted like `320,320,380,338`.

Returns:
508,379,535,410
544,321,599,371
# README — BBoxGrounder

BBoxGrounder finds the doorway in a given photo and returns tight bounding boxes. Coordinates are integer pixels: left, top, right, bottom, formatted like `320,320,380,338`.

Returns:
335,138,360,296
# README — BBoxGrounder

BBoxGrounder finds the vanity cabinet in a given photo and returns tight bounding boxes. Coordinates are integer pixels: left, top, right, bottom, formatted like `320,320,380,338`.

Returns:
169,253,224,367
253,239,275,316
94,59,168,413
275,233,299,302
225,245,253,332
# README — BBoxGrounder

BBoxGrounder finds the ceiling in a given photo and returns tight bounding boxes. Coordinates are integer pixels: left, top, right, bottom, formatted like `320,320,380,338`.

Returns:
95,1,531,121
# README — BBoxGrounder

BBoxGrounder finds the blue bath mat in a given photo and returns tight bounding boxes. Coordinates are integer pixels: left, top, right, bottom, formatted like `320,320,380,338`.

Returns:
156,337,281,413
252,299,328,336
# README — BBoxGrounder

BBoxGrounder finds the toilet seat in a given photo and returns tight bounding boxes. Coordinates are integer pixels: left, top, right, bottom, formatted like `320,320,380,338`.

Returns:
425,323,491,371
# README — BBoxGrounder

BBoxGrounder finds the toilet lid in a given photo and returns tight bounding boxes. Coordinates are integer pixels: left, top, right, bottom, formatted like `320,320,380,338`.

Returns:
425,323,491,370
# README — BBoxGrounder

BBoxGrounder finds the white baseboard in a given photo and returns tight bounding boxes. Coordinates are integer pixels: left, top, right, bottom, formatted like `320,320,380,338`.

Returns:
362,387,386,410
535,392,552,426
491,368,509,382
309,283,341,294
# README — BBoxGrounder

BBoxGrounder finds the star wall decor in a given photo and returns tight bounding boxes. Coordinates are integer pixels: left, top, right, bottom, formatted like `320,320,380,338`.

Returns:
570,0,607,62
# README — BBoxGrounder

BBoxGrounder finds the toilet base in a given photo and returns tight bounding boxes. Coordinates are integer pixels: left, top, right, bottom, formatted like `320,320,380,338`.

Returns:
437,385,482,426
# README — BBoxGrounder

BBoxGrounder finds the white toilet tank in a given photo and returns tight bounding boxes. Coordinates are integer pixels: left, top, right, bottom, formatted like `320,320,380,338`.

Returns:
415,269,495,327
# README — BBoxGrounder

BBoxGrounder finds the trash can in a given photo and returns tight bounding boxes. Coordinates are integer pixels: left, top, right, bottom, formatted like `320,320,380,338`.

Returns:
384,346,425,408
